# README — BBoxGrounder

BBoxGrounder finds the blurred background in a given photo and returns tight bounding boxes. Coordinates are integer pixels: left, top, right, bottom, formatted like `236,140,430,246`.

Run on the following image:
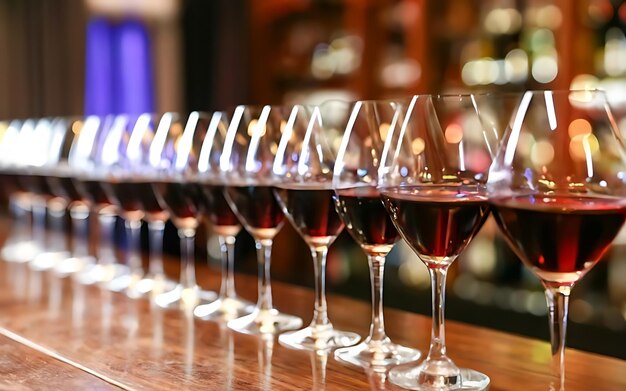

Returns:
0,0,625,358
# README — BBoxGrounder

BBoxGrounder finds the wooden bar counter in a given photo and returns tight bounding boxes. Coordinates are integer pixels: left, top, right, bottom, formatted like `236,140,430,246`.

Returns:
0,229,624,390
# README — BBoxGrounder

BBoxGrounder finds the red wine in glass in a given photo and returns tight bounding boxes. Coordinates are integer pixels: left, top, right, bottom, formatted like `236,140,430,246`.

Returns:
20,174,55,199
225,185,284,237
381,185,490,264
274,184,344,247
73,179,112,207
47,176,84,203
492,194,626,285
334,187,399,255
197,183,241,237
153,181,204,229
0,172,24,200
104,180,165,216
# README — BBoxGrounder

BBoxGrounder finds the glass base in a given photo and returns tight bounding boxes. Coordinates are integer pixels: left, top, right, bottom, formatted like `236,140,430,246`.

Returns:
227,308,303,335
279,323,360,351
53,256,96,277
1,241,40,263
193,296,255,322
154,284,217,311
334,339,422,368
29,251,71,271
74,263,129,285
389,363,490,390
137,274,178,297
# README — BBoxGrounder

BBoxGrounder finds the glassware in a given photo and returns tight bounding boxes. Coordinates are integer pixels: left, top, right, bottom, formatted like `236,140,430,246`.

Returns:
273,104,360,350
380,95,492,390
71,115,129,285
488,90,626,391
45,117,97,276
222,104,302,335
97,113,176,297
21,118,71,271
193,111,255,321
95,114,149,296
331,99,421,367
151,112,217,310
0,119,39,263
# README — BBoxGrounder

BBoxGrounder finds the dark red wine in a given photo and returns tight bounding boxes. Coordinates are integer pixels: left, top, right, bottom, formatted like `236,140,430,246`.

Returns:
103,180,165,217
274,185,344,247
19,174,55,198
74,179,112,206
153,181,204,229
381,186,490,265
225,185,284,238
197,184,241,236
492,194,626,285
0,172,23,199
334,187,399,255
47,176,84,202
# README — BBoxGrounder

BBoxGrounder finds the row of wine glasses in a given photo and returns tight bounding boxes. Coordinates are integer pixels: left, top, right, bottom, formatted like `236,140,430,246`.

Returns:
0,89,624,391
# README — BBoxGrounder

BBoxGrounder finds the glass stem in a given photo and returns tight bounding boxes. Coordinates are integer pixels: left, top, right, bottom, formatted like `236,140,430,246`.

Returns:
178,228,197,290
310,247,330,327
97,210,116,266
125,219,143,280
545,285,571,391
367,255,388,342
218,235,237,299
427,266,450,361
48,202,67,253
69,204,90,257
255,239,273,311
31,200,47,248
147,221,165,278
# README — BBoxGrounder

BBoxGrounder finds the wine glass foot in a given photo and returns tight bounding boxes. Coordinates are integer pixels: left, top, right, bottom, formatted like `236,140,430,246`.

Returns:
53,256,96,277
227,308,303,336
334,339,421,368
74,263,129,285
278,324,360,351
389,363,489,390
154,284,217,311
1,241,40,263
193,296,255,322
137,274,178,297
29,251,71,271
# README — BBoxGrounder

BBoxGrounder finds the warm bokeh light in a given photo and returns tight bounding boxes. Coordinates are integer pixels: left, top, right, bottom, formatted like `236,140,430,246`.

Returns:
71,121,83,134
379,123,391,141
569,133,600,161
411,137,425,155
444,123,463,144
568,119,593,138
530,139,555,167
532,54,558,84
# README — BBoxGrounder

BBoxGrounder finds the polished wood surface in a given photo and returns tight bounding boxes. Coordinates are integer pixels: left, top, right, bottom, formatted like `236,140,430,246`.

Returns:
0,332,118,390
0,223,624,390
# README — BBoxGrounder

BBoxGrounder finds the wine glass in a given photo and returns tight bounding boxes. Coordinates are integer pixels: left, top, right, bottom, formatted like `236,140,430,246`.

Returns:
331,99,422,367
273,104,360,350
193,111,255,321
71,115,129,285
487,90,626,391
380,94,492,390
22,118,71,271
151,112,217,310
98,113,176,297
0,119,40,263
98,114,153,296
44,117,97,276
221,104,303,335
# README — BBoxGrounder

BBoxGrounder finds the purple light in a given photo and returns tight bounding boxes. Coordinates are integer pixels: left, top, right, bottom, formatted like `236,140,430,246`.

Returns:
84,17,114,116
113,19,155,116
